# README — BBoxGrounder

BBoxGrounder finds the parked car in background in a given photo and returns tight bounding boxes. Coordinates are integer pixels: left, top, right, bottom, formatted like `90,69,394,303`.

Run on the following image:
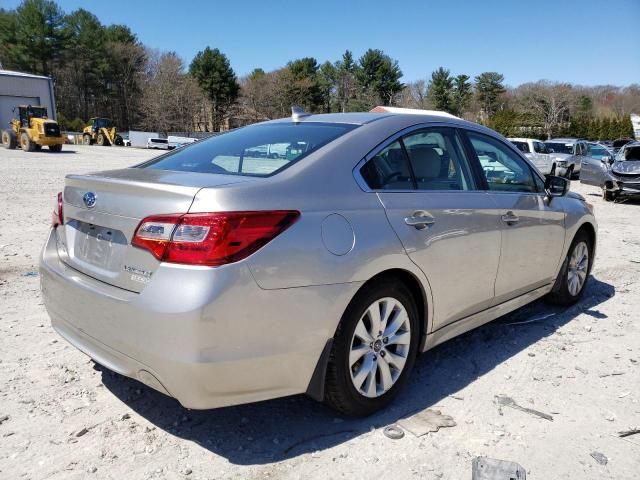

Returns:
612,138,634,153
508,138,555,174
146,137,171,150
544,138,589,178
40,109,597,416
581,141,640,201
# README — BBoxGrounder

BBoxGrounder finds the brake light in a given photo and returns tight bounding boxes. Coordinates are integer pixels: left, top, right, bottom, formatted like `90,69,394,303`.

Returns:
51,192,63,227
132,211,300,266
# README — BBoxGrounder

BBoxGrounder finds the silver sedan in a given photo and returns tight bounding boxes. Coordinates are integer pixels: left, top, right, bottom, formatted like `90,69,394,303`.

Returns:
40,109,597,416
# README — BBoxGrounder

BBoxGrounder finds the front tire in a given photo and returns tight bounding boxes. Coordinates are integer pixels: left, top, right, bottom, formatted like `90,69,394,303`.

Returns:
546,231,592,306
324,280,420,416
97,133,106,146
2,130,17,149
20,132,35,152
83,134,92,145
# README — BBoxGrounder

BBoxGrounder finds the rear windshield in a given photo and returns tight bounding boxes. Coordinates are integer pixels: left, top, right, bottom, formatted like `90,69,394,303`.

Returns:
545,142,574,155
140,122,357,177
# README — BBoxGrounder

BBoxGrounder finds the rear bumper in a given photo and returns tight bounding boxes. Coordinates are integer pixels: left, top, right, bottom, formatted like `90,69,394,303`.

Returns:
40,229,360,409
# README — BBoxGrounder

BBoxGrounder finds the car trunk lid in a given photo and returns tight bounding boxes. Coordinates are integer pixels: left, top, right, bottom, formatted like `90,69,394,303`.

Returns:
57,168,256,292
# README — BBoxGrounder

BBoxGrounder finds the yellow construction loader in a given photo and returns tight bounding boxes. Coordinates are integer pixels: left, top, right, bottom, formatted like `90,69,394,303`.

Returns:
2,105,65,152
82,118,124,146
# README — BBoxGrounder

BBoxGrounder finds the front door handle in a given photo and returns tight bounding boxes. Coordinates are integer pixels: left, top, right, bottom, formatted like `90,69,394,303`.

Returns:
404,212,436,230
501,211,520,225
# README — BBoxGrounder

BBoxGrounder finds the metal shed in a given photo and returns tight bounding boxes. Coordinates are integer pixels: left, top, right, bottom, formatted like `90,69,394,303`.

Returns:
0,69,57,131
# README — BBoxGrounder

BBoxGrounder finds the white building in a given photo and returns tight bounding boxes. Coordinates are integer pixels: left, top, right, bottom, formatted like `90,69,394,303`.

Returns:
631,113,640,140
0,69,57,129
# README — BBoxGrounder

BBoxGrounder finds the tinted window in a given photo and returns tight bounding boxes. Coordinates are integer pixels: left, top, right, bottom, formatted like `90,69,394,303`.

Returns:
141,123,356,177
511,141,530,153
403,128,476,190
587,144,609,159
468,131,538,193
360,140,414,190
545,142,574,155
533,141,549,154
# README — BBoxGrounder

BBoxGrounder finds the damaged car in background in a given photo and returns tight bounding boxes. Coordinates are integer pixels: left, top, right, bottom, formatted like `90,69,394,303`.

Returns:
581,141,640,201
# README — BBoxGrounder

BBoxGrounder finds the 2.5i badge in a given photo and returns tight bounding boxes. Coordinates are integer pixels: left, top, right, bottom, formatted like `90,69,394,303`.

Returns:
124,265,153,283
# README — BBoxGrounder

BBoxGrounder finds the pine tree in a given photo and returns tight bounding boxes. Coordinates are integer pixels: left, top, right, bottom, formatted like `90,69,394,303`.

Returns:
189,47,240,132
427,67,453,113
474,72,506,118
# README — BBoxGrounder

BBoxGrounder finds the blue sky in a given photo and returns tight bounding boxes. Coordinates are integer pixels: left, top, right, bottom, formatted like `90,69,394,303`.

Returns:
5,0,640,86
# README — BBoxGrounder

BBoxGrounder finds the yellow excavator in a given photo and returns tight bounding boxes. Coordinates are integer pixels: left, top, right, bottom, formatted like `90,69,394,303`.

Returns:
2,105,65,152
82,117,124,146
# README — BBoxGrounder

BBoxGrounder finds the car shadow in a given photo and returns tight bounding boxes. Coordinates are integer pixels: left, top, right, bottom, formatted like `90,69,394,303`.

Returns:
99,276,614,465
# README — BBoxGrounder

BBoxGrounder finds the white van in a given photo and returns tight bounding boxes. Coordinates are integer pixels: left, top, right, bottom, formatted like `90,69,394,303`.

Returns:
146,138,171,150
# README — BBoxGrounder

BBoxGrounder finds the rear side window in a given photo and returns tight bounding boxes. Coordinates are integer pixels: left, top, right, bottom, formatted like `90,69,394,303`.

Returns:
359,127,476,191
467,131,538,193
141,123,356,177
402,128,475,190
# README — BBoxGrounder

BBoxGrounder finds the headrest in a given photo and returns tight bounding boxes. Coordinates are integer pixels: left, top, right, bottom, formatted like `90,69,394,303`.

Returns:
409,146,442,179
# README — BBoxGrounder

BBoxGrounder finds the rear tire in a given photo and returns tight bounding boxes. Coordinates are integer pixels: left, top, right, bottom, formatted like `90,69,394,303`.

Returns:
97,133,107,146
2,130,17,149
49,144,62,152
324,279,420,416
546,230,592,306
602,185,615,202
20,132,35,152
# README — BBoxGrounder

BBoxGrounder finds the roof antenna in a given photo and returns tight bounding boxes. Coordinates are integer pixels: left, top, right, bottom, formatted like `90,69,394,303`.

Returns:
291,105,310,122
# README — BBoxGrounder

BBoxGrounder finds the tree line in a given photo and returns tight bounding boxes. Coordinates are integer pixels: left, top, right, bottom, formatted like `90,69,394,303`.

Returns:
1,0,638,140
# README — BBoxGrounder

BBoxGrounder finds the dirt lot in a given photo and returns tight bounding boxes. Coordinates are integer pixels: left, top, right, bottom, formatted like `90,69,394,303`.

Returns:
0,145,639,480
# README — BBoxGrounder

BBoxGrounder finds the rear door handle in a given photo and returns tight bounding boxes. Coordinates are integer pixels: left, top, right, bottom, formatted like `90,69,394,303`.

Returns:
404,212,436,230
501,211,519,225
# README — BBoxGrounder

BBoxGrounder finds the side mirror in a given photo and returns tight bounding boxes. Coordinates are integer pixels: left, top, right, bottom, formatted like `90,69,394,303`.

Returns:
545,175,569,199
601,156,614,165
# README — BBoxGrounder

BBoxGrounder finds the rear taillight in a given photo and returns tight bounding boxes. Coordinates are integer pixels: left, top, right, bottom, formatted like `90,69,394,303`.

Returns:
51,192,63,227
132,211,300,266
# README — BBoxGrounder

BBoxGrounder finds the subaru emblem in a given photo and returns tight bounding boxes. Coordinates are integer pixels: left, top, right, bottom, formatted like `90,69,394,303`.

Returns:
83,191,97,208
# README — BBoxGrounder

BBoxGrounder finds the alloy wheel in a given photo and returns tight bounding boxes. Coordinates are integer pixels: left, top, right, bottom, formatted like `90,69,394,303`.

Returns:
349,297,411,398
567,241,589,296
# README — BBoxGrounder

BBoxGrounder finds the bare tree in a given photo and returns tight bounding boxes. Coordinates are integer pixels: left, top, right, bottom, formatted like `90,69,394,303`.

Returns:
513,81,576,138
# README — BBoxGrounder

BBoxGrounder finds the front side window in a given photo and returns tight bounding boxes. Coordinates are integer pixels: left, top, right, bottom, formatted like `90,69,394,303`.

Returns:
533,141,549,154
467,131,538,193
511,141,530,153
545,142,574,155
141,122,357,177
402,128,476,190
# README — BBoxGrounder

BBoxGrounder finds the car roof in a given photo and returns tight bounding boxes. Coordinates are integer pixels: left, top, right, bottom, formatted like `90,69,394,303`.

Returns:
263,105,464,126
547,138,582,143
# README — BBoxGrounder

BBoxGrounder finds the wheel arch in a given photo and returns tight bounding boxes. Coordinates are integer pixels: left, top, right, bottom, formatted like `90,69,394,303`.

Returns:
306,267,431,402
575,221,596,273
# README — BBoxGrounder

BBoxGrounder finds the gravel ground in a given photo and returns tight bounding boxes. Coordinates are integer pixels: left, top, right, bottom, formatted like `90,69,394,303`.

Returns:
0,145,639,480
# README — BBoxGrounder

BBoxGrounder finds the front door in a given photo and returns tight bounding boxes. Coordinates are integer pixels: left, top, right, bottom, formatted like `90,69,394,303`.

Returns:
359,126,502,330
464,130,566,303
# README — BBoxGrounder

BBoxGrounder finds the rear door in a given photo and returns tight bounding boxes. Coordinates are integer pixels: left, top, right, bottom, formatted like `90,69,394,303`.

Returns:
359,126,502,330
581,143,607,186
464,130,566,303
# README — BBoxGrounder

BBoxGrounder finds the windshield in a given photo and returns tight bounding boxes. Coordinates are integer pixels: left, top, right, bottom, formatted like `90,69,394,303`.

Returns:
25,107,47,118
94,118,113,129
140,122,357,177
545,142,574,155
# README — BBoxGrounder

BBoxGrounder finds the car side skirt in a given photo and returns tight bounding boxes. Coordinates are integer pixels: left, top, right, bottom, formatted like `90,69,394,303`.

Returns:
422,283,553,352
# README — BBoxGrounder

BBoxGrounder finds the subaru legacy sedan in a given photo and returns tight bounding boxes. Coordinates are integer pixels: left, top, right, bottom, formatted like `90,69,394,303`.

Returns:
40,109,596,416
